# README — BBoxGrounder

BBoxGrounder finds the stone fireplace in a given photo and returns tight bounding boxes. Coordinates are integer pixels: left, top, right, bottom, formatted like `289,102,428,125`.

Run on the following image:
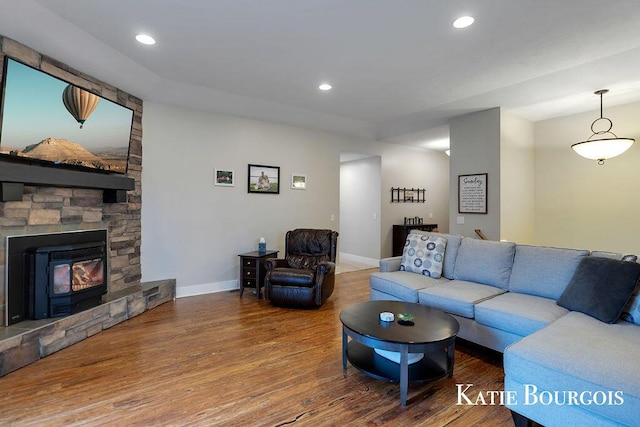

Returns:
0,35,143,326
0,186,142,324
0,36,175,376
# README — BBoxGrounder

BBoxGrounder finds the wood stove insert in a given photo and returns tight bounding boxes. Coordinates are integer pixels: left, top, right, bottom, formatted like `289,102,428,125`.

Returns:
28,241,106,319
5,229,108,326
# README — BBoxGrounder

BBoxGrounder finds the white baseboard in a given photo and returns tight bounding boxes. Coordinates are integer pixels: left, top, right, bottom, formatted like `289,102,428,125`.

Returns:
339,252,379,267
176,253,379,298
176,279,238,298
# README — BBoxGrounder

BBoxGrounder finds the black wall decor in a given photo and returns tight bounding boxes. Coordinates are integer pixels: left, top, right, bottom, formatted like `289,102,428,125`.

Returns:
390,187,426,203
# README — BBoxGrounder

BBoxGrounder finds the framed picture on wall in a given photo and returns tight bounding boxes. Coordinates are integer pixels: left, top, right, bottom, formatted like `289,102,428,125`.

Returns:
214,169,234,186
248,164,280,194
291,174,307,190
458,173,487,214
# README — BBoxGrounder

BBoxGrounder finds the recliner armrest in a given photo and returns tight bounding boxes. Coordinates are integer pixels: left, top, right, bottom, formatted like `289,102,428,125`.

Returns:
316,261,336,275
264,258,288,271
314,261,336,306
379,256,402,272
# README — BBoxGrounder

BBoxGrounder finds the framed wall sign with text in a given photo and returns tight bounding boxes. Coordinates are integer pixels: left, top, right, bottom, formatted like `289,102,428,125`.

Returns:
458,173,487,214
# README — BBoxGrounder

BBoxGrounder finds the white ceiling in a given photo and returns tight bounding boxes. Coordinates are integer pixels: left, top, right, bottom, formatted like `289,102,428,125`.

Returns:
2,0,640,150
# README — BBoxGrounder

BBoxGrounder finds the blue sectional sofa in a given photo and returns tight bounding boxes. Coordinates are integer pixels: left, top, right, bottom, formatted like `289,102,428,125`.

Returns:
369,230,640,427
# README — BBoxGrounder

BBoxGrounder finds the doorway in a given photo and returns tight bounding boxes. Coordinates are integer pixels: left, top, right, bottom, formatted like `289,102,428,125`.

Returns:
339,153,381,272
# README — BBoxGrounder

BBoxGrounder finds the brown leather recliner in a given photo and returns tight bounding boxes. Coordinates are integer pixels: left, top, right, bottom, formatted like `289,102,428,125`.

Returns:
264,229,339,307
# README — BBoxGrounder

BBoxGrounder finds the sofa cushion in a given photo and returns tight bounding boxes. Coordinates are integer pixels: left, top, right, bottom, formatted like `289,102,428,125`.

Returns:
452,238,515,290
504,311,640,426
417,280,506,318
400,233,447,279
408,231,462,279
369,271,446,303
508,245,589,300
475,293,569,337
557,256,640,323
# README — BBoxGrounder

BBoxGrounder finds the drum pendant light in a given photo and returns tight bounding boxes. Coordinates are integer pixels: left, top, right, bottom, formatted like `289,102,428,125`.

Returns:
571,89,634,165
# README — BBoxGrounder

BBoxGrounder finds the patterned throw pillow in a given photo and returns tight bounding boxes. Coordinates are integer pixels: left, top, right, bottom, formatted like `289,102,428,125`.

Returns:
400,233,447,279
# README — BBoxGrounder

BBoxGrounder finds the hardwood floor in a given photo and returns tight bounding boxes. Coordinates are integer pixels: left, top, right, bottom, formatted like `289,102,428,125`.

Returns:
0,269,514,426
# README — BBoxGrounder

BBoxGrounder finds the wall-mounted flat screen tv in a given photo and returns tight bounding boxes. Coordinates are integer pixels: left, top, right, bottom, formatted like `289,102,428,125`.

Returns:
0,57,134,174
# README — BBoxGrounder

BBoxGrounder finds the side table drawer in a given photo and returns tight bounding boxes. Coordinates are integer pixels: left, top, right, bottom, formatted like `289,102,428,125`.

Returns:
243,268,257,278
242,278,257,289
242,258,257,268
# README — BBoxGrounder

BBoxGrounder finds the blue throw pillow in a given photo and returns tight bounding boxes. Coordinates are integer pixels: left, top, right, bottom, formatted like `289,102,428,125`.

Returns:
557,257,640,323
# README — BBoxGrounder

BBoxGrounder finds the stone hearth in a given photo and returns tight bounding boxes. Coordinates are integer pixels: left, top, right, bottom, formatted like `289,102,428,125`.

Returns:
0,279,175,376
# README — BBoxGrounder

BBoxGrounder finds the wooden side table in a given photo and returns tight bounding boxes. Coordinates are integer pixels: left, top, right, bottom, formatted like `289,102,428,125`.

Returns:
392,224,438,256
238,250,279,298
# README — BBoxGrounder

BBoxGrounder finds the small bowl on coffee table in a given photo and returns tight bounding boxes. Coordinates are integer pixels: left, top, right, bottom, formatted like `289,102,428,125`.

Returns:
397,313,415,326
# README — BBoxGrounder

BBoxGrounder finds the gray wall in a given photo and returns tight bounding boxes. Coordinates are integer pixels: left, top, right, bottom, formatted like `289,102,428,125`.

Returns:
142,102,450,295
449,108,501,239
500,112,535,244
380,144,450,257
446,101,639,256
142,102,341,295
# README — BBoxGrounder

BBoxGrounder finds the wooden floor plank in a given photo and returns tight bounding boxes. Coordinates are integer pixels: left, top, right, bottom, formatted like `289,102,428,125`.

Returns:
0,269,514,426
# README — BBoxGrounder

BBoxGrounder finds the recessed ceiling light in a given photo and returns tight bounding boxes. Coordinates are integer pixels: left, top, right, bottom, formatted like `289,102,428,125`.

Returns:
135,34,156,45
453,16,474,29
318,83,332,91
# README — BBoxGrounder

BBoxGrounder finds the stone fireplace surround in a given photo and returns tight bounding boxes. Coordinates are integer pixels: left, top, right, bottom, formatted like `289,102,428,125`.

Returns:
0,36,175,376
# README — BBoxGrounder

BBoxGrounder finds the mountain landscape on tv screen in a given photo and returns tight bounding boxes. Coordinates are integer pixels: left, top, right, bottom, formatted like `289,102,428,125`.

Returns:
0,138,128,173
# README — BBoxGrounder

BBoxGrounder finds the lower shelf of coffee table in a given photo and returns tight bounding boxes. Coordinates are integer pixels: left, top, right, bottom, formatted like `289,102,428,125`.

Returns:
346,341,449,383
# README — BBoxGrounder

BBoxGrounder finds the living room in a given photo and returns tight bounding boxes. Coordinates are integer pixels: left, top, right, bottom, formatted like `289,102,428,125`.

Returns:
1,1,640,426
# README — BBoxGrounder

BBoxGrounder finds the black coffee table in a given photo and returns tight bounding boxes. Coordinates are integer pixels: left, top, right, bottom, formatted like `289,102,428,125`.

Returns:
340,300,459,405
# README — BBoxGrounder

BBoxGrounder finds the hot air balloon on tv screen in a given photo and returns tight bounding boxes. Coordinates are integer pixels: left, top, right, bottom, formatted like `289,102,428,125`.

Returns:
62,85,100,129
